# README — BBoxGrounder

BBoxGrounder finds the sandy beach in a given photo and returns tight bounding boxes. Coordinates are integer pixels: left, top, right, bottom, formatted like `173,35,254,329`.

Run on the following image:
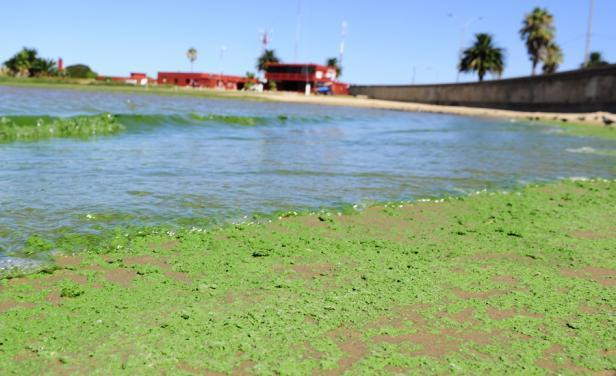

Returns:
260,91,616,127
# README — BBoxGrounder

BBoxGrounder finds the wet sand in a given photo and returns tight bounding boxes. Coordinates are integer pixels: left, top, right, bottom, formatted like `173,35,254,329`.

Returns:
260,91,616,127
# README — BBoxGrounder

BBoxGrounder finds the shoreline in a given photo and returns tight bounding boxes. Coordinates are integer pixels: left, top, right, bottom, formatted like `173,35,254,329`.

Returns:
1,177,613,278
0,80,616,129
260,91,616,128
2,79,615,128
1,178,614,373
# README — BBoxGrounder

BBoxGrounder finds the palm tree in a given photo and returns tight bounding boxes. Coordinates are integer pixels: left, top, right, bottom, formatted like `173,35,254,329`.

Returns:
3,47,56,77
326,57,342,78
520,7,555,76
4,47,38,76
458,33,505,82
542,43,563,74
582,51,609,68
186,48,198,72
30,58,57,77
245,71,256,89
257,49,280,72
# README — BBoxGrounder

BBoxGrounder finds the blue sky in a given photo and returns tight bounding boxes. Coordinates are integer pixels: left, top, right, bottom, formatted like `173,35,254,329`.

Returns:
1,0,614,84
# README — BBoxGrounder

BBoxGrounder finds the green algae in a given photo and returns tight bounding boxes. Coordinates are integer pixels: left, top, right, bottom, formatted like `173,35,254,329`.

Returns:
0,113,124,142
536,119,616,140
188,113,318,126
0,179,615,374
189,113,269,126
0,112,326,144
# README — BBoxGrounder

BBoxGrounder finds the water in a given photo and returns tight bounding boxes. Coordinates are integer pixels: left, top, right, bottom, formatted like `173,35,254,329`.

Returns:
1,86,615,267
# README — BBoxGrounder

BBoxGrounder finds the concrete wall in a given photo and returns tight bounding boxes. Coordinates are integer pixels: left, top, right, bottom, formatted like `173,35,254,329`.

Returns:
350,65,616,113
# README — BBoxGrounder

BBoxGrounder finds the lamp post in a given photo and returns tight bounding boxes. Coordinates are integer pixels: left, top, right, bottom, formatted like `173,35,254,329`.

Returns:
448,14,483,83
219,45,227,88
583,0,595,66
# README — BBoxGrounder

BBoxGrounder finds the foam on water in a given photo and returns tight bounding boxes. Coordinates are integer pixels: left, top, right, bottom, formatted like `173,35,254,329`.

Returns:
566,146,597,154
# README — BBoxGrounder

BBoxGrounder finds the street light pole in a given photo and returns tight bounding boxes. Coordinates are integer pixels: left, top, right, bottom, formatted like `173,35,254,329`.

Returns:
583,0,595,66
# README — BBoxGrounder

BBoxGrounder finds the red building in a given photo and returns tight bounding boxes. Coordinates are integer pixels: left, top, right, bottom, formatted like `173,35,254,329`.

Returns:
265,63,349,95
97,72,152,86
157,72,252,90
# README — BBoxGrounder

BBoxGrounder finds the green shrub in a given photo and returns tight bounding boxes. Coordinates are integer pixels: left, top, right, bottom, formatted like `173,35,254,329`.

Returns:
64,64,97,79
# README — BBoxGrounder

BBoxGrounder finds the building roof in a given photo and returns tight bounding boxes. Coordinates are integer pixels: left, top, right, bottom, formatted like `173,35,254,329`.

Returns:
157,72,253,84
266,63,331,69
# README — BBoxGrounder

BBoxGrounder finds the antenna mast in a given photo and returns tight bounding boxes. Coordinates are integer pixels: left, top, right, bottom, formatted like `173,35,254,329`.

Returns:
339,21,348,65
260,29,272,52
294,0,302,62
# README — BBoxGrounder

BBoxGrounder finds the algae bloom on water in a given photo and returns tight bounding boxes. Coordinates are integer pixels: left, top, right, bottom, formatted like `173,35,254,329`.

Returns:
188,113,269,126
0,113,125,142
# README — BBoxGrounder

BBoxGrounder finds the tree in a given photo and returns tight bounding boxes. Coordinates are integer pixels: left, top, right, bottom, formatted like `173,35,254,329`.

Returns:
458,33,505,82
3,47,56,77
64,64,97,79
30,58,57,77
326,57,342,78
257,49,280,72
541,43,563,74
3,47,37,76
186,48,198,72
582,52,609,69
520,7,555,76
245,71,256,89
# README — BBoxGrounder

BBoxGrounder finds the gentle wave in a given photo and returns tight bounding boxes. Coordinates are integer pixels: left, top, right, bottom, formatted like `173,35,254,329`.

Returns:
0,113,335,142
117,112,332,126
0,113,124,142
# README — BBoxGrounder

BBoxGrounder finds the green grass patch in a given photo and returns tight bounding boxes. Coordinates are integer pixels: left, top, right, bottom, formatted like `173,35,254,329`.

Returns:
0,76,269,102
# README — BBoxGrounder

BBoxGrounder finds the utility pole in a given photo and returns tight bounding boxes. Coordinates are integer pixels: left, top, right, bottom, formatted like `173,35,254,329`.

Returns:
294,0,302,62
219,45,227,85
584,0,595,66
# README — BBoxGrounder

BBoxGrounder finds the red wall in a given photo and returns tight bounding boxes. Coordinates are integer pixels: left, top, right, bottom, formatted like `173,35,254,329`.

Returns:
265,64,348,95
331,82,350,95
157,72,248,90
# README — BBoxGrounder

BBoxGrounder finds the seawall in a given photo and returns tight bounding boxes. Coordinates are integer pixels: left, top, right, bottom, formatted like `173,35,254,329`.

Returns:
349,65,616,113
